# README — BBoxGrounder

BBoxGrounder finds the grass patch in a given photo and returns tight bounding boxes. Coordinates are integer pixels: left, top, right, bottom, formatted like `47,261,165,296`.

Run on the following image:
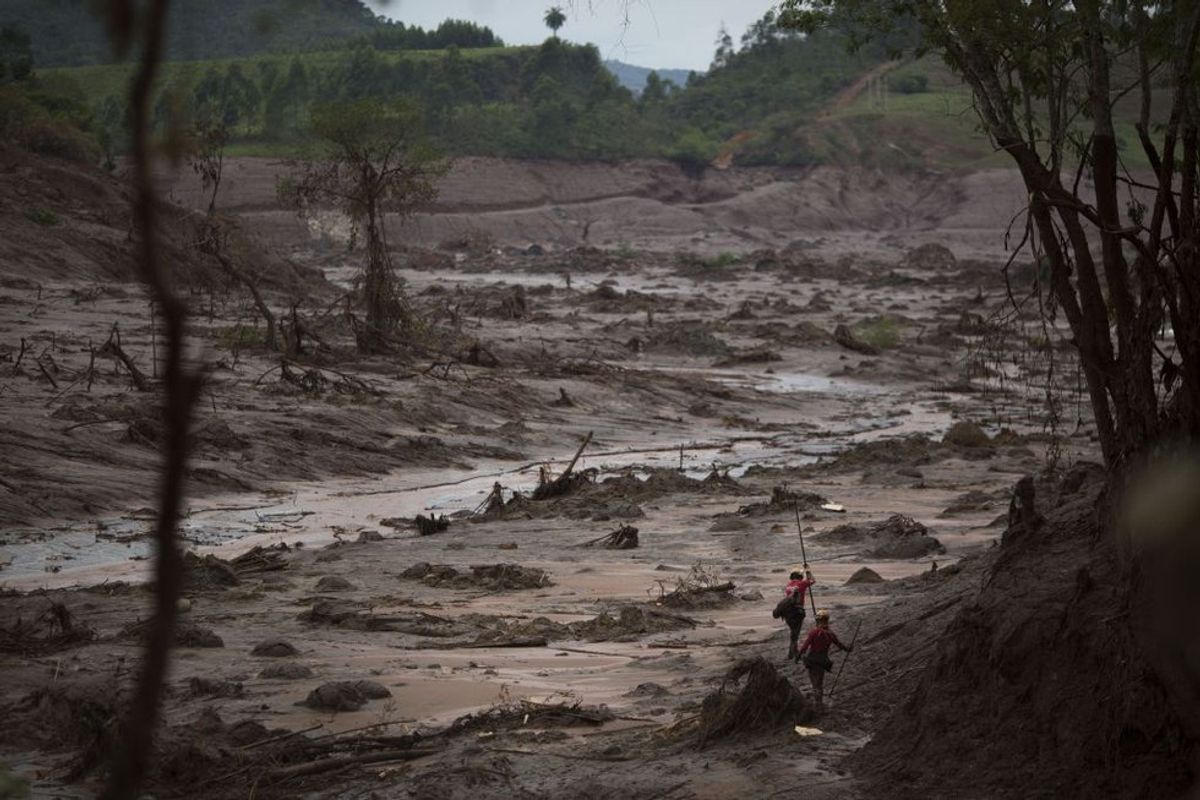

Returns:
24,208,60,226
851,315,908,350
214,323,265,351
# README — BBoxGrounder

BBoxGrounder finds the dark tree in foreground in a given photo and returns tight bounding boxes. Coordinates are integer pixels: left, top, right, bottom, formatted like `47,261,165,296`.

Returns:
782,0,1200,467
279,98,445,353
93,0,203,798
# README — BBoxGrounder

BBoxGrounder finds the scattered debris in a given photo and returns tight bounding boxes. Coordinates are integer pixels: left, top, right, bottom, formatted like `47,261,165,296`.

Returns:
532,431,594,500
183,552,240,589
580,524,639,549
415,514,450,536
0,602,96,655
739,485,828,517
655,564,736,609
299,599,468,636
447,695,613,736
401,562,553,591
187,677,243,699
230,544,290,574
816,515,945,559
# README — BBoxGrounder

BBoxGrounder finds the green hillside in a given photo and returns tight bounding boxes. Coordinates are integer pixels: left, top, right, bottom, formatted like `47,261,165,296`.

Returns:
15,2,1063,170
0,0,389,66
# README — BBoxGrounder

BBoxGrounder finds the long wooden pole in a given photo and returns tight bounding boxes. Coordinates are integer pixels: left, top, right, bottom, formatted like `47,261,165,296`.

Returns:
793,500,818,617
829,618,864,698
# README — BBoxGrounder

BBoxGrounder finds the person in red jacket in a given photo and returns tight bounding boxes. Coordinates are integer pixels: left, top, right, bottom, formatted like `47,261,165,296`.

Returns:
797,609,850,714
773,565,815,662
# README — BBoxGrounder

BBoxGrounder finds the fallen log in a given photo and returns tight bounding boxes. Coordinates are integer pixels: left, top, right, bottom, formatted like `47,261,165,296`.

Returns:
265,746,443,782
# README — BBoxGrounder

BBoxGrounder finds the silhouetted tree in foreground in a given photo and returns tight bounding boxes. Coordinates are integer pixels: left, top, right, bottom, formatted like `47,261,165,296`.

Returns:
93,1,203,798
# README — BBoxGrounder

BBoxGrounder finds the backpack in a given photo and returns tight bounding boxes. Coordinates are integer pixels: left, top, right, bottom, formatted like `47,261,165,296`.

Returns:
772,592,799,619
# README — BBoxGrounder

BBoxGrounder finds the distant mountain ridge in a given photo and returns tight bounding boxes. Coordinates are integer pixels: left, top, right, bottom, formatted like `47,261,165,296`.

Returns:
603,59,693,93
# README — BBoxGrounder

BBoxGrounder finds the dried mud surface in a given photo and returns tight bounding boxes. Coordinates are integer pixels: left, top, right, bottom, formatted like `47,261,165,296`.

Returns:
1,152,1104,798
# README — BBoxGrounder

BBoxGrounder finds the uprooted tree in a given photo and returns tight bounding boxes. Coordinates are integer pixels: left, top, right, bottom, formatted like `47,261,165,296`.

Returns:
279,98,446,353
781,0,1200,468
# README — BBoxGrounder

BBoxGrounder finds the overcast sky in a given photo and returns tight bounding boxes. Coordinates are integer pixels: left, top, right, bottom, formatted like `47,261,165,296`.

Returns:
365,0,778,72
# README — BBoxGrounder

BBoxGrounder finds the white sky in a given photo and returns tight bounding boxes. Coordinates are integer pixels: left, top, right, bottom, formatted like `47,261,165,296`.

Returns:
365,0,779,72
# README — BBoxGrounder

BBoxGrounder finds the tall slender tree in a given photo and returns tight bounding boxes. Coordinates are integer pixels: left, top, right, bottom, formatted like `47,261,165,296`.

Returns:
544,6,567,38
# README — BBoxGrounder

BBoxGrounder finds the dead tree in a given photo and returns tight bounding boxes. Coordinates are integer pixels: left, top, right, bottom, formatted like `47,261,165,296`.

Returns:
532,430,594,500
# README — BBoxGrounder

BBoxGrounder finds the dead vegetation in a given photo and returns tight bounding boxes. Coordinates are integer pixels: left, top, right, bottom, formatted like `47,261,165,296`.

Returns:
0,601,96,655
695,657,813,747
580,524,640,549
446,692,614,736
653,563,736,609
815,514,945,558
400,562,553,591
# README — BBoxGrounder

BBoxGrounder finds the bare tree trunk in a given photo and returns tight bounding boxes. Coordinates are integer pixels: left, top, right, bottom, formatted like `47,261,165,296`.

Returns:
100,1,202,797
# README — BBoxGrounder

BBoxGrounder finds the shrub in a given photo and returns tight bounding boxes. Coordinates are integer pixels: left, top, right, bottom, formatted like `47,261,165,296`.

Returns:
888,73,929,94
852,315,907,350
0,85,99,163
24,208,59,226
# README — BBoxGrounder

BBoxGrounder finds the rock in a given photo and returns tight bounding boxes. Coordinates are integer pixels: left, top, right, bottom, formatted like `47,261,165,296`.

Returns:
353,680,392,699
833,324,879,356
251,638,299,658
260,663,315,680
356,530,383,543
303,682,364,712
845,567,885,585
300,679,392,712
943,420,991,447
739,589,764,601
174,624,224,648
624,682,671,698
314,576,356,593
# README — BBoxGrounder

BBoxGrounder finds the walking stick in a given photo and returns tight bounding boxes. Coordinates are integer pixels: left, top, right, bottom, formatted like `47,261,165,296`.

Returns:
793,500,818,618
829,618,864,698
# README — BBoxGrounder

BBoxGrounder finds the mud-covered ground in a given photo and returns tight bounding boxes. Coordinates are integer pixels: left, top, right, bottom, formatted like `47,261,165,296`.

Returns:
0,152,1101,798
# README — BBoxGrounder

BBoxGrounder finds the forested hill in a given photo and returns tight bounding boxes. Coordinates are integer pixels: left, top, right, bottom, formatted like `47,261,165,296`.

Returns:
6,3,1016,170
2,0,405,66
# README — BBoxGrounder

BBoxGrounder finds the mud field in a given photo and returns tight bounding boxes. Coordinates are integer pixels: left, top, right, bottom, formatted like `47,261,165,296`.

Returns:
0,152,1102,798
